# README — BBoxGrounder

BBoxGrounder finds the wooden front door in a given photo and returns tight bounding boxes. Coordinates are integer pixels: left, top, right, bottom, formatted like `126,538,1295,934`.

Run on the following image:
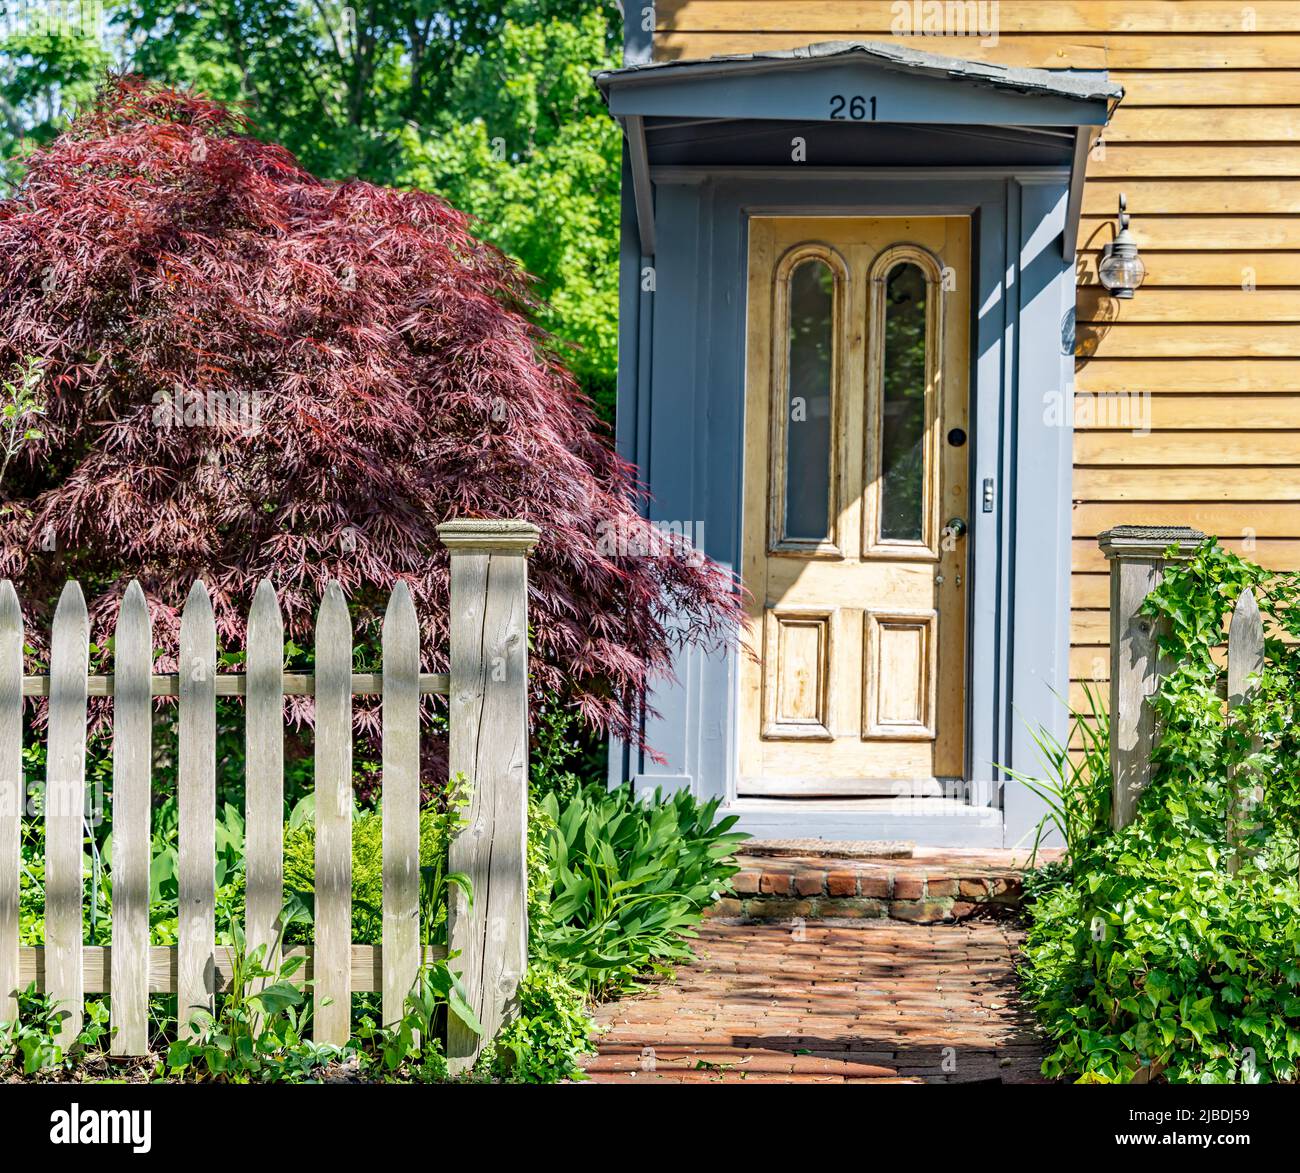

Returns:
738,216,970,796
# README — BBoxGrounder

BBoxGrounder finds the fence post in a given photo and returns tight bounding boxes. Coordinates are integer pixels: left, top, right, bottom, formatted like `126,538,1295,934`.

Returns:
438,518,539,1075
1098,525,1206,831
1226,587,1264,874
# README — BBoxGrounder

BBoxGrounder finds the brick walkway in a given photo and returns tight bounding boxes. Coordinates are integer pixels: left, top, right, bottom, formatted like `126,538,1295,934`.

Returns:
583,920,1048,1083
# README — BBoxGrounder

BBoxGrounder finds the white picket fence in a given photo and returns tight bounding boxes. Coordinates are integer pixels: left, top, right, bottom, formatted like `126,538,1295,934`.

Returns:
0,518,538,1074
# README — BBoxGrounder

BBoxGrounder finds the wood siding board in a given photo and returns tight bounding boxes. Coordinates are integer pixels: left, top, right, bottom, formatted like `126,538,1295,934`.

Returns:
657,3,1300,35
653,33,1300,69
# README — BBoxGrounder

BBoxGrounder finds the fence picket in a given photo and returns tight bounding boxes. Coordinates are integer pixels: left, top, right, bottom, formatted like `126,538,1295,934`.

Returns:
0,582,22,1026
1227,586,1265,874
110,582,152,1055
245,580,284,973
178,581,216,1037
46,581,89,1046
314,582,352,1045
382,582,420,1029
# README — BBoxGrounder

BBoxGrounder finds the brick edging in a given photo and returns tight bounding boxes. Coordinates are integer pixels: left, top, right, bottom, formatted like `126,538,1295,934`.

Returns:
713,864,1025,925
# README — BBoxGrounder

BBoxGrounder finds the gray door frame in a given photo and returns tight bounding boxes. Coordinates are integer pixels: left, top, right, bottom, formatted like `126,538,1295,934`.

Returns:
611,165,1075,847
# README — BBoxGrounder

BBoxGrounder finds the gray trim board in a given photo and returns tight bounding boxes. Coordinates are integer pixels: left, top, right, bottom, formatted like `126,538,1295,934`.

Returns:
625,114,656,256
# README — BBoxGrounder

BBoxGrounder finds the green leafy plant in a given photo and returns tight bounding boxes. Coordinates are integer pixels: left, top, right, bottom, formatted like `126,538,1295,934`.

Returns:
538,784,745,999
0,355,45,488
1003,681,1111,871
164,918,333,1083
281,779,471,948
0,986,110,1075
1019,539,1300,1084
353,962,482,1083
490,959,596,1083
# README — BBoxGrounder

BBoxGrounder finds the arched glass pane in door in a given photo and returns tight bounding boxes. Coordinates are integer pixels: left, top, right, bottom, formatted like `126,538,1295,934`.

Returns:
782,258,835,543
879,261,928,543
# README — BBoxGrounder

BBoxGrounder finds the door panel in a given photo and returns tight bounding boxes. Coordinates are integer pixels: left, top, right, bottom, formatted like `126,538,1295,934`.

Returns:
739,216,970,796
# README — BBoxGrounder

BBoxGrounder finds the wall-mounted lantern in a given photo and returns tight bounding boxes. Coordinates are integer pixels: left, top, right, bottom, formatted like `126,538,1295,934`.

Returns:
1097,193,1146,299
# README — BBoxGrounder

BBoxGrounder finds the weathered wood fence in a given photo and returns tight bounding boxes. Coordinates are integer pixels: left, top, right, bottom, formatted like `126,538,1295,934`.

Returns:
1100,523,1266,867
0,518,538,1074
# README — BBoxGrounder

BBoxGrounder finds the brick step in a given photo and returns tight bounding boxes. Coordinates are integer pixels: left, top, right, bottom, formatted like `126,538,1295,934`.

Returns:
711,847,1057,924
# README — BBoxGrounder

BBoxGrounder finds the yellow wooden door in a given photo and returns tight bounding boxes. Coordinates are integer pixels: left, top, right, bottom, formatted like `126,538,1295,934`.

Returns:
739,216,970,796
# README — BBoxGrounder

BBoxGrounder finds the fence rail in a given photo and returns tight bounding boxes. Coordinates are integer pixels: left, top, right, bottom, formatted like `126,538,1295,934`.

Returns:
0,518,539,1074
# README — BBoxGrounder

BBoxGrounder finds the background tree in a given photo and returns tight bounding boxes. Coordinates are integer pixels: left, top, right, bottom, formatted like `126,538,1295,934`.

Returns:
0,78,737,761
2,1,623,413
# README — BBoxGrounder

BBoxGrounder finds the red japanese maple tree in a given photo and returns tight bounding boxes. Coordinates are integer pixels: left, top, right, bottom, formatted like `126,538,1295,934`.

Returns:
0,76,739,754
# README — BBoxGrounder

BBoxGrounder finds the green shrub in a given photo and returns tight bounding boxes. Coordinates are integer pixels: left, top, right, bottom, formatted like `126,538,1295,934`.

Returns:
490,960,596,1083
537,784,744,999
1018,540,1300,1084
281,778,469,947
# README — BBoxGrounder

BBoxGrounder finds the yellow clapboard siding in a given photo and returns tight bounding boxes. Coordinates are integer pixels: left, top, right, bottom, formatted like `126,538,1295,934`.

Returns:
1071,573,1110,609
1077,253,1300,287
656,33,1300,69
1074,467,1300,501
1068,681,1110,712
658,2,1300,34
1107,107,1300,143
1073,537,1300,573
1072,645,1111,677
1073,395,1300,430
1080,216,1300,251
1074,431,1300,465
1114,71,1300,106
1077,359,1300,394
1071,610,1112,645
1078,289,1300,324
1073,503,1300,538
1088,145,1300,178
1084,179,1300,216
654,34,1108,66
1076,325,1300,359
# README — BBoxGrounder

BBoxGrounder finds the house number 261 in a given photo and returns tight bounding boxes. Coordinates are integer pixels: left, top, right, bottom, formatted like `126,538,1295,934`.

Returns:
828,94,876,120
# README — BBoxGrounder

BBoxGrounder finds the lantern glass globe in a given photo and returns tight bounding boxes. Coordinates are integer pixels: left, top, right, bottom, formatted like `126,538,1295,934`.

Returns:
1098,248,1146,299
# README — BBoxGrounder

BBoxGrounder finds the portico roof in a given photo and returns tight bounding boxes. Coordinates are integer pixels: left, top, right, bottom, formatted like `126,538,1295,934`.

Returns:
594,40,1121,260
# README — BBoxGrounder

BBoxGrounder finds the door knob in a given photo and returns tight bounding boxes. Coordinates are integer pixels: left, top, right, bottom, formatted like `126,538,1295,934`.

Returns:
945,517,967,539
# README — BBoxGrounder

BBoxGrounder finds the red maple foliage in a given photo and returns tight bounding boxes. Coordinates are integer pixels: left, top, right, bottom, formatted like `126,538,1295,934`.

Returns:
0,76,739,758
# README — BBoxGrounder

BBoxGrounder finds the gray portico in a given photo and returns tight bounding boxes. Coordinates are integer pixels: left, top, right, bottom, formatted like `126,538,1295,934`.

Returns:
597,39,1121,847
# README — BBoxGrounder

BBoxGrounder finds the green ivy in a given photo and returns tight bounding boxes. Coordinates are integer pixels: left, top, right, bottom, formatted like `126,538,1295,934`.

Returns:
1020,539,1300,1083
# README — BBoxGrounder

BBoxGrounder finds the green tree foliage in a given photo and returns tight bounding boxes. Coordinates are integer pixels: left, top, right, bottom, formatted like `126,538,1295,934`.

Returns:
2,1,622,410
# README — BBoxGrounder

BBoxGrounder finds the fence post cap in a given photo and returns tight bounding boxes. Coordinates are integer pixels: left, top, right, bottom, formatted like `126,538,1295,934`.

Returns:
437,518,540,554
1098,524,1207,561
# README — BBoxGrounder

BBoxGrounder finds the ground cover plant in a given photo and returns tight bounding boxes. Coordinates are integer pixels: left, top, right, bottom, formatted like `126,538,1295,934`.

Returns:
1018,540,1300,1084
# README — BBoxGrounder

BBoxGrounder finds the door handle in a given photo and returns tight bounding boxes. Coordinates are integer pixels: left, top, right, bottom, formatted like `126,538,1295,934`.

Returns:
944,517,967,539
